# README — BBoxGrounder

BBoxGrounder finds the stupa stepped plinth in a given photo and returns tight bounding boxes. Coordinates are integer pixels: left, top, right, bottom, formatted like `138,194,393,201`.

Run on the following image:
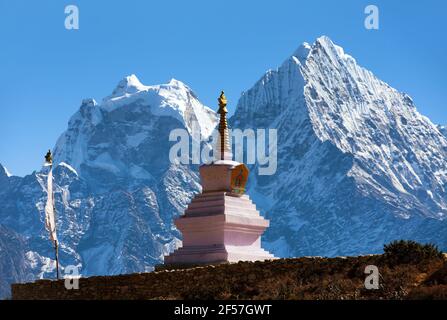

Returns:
164,92,275,265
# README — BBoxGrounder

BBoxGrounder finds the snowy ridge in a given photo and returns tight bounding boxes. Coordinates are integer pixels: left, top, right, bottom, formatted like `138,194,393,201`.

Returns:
0,164,12,178
4,167,12,177
102,75,216,137
54,75,218,175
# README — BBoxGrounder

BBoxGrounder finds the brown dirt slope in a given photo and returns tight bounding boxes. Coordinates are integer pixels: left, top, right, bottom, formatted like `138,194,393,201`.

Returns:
11,254,447,300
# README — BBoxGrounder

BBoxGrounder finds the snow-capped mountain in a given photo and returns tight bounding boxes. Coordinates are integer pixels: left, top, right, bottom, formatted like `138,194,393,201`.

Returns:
0,77,217,298
231,36,447,257
1,36,447,298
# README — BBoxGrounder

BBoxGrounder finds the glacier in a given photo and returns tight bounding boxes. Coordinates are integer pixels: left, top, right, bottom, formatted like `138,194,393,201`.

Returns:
1,36,447,298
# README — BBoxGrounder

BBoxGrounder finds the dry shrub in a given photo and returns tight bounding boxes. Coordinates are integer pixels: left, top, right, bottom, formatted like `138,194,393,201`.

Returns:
383,240,443,266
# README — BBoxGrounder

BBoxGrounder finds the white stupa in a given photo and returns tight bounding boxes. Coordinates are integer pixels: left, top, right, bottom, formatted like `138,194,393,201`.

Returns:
164,92,275,265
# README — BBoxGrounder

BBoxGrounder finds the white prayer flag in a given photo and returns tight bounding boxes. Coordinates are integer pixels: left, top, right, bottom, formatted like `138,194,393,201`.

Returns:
45,168,58,243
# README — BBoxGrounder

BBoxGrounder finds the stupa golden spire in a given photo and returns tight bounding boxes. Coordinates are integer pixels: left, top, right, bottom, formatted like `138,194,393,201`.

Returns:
217,91,231,160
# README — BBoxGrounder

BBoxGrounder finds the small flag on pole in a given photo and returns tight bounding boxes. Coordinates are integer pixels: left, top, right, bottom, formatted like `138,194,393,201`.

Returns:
44,150,59,279
44,167,58,243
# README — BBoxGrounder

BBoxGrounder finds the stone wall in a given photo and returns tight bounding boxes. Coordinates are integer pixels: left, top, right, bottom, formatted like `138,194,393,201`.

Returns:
11,256,447,300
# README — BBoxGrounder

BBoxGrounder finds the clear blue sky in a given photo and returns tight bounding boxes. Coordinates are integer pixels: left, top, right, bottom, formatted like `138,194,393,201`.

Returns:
1,0,446,176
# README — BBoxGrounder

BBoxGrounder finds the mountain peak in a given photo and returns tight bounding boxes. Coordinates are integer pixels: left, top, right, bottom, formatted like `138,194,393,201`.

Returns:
54,74,218,176
0,164,12,178
312,35,356,63
289,36,356,68
315,35,333,46
164,78,200,100
81,98,98,107
168,78,187,88
292,42,311,64
0,164,12,187
313,35,341,53
109,74,147,99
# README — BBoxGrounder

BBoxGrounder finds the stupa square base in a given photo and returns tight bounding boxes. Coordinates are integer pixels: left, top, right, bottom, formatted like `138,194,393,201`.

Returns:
164,244,275,264
164,190,276,265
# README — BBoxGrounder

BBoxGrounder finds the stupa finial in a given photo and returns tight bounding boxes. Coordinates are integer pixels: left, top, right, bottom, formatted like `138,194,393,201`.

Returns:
218,91,227,112
217,91,231,160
